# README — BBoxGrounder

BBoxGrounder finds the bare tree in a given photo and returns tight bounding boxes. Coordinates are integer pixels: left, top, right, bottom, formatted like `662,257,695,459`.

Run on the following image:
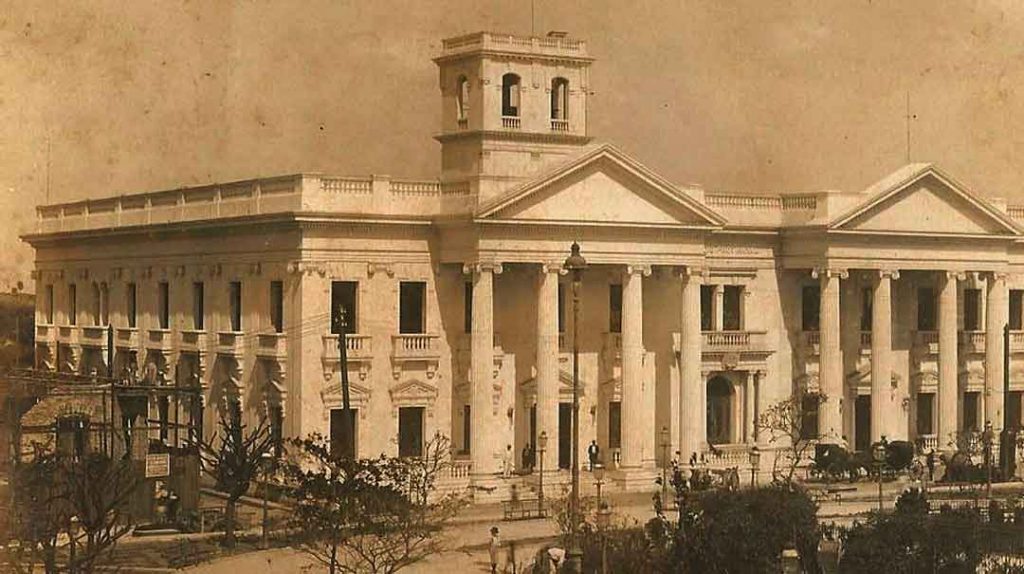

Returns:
757,392,824,484
283,432,466,574
9,452,66,574
197,411,276,548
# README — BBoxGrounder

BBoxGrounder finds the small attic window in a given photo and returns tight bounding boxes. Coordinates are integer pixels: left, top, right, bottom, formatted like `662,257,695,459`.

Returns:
502,73,521,117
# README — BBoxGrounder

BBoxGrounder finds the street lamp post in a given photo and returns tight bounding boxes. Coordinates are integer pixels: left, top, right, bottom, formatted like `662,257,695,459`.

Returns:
68,515,79,574
538,431,548,516
748,445,761,488
983,420,995,500
659,426,670,507
260,451,274,549
563,242,587,574
595,486,611,574
594,465,606,512
872,442,886,512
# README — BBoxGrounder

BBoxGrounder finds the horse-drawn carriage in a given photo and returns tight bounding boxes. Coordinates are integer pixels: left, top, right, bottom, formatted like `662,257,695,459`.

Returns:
809,440,917,483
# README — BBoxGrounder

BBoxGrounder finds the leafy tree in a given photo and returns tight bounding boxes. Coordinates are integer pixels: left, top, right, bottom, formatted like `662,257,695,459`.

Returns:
838,508,983,573
197,411,276,548
282,432,465,574
757,392,824,484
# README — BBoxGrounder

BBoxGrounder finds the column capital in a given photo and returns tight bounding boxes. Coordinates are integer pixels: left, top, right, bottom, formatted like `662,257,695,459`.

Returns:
944,270,967,282
986,271,1010,283
624,264,652,277
462,262,503,276
877,269,900,281
811,267,848,280
540,262,568,275
675,265,708,281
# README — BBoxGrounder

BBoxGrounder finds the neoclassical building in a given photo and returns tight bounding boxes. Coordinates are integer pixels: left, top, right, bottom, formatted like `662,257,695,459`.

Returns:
22,31,1024,490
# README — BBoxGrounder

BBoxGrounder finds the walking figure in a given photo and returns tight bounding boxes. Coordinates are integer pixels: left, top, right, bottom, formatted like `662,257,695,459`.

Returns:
588,439,600,471
489,526,501,574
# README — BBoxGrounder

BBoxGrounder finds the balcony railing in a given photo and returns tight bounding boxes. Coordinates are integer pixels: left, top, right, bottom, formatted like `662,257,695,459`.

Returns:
322,333,373,363
859,331,872,348
115,327,138,348
550,119,569,132
255,332,288,359
79,325,107,348
146,329,174,352
444,459,473,479
959,330,986,353
914,330,940,354
1012,330,1024,352
702,444,754,470
501,116,521,129
57,325,78,345
918,434,938,452
391,334,441,361
215,331,246,357
36,324,56,343
702,330,767,351
179,329,209,353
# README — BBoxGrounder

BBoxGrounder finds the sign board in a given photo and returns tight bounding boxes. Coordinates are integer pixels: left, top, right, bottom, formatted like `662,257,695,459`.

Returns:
145,453,171,478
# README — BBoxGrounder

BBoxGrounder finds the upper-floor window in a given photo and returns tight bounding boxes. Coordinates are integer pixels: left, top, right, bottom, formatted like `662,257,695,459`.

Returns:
158,282,170,329
700,285,714,331
229,281,242,332
331,281,358,334
44,284,54,325
501,73,521,117
91,283,102,326
722,286,743,331
801,285,820,331
100,283,109,326
463,281,473,334
550,77,569,120
399,281,426,334
917,287,936,331
1011,290,1024,330
126,283,137,328
270,280,284,333
608,284,623,333
963,288,981,330
68,283,77,326
860,288,873,331
456,75,470,121
192,282,205,330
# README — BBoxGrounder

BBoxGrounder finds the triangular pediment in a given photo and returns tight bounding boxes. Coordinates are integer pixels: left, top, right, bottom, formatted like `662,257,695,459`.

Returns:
389,379,438,401
477,144,726,228
830,164,1020,236
520,369,586,397
322,380,371,399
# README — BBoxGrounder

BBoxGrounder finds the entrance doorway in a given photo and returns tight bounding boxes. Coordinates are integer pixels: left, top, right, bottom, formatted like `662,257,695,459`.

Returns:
398,406,425,458
558,403,571,469
855,395,870,451
330,408,358,459
706,376,733,445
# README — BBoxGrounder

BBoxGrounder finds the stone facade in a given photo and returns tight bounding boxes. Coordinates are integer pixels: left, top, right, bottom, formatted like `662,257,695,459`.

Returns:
21,31,1024,490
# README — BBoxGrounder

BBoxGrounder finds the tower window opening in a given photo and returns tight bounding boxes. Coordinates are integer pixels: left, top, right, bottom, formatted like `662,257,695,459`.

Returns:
501,73,521,117
551,77,569,121
456,75,470,121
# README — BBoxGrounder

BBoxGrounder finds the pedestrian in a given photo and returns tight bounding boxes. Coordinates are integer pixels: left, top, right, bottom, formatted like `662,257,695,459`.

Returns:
926,449,935,482
489,526,501,574
503,444,513,478
522,442,532,474
588,439,600,471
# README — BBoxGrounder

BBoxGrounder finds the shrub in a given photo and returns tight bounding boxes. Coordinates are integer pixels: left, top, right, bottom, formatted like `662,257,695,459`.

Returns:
839,508,982,573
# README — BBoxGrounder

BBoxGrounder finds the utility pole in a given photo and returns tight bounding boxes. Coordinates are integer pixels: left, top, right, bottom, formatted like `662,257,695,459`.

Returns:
1001,323,1016,478
337,306,353,459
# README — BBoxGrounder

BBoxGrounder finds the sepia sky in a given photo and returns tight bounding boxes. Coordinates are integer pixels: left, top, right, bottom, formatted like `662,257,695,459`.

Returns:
4,0,1024,287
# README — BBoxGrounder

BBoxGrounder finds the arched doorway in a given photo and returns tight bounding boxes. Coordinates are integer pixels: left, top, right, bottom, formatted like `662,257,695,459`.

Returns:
707,376,734,445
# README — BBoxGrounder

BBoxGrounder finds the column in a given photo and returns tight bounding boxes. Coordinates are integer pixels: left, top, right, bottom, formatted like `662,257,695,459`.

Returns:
713,285,724,331
466,262,502,476
744,371,755,443
939,271,962,453
871,269,898,442
815,267,847,442
536,263,562,474
753,370,762,442
678,267,704,460
621,264,651,469
986,272,1008,431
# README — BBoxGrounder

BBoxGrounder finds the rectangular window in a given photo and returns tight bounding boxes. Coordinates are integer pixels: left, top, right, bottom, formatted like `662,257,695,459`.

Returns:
192,282,204,330
963,391,980,432
270,280,284,333
126,283,137,328
398,406,425,458
608,401,622,449
608,284,622,333
1011,290,1024,330
399,281,426,334
463,282,473,334
964,288,981,331
861,288,873,332
68,283,77,326
700,285,714,331
331,281,358,334
722,285,743,331
916,393,934,436
558,283,566,333
1009,391,1023,431
228,282,242,332
329,408,357,460
45,284,54,324
801,285,820,331
917,287,936,331
800,394,820,440
158,282,170,329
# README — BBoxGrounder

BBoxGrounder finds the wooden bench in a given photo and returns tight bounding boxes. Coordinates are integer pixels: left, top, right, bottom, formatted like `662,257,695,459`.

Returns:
826,486,857,503
502,498,546,521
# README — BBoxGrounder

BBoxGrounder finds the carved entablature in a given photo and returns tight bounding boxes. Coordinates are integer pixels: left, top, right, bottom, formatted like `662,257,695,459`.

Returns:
960,367,985,392
913,370,938,393
389,379,438,419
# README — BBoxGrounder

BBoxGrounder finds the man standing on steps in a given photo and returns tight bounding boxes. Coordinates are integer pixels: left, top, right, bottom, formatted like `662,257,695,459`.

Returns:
588,440,600,471
489,526,501,574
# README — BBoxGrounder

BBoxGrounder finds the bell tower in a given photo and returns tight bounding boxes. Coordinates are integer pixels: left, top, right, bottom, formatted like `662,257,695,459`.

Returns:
434,31,594,205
